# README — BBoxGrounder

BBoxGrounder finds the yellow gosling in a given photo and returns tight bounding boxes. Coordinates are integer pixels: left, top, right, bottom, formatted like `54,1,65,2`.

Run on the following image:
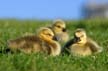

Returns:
50,19,69,43
7,27,61,56
63,28,103,56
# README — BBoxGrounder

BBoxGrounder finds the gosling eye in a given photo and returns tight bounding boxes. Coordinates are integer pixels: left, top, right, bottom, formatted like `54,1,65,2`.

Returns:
46,33,52,36
56,25,61,28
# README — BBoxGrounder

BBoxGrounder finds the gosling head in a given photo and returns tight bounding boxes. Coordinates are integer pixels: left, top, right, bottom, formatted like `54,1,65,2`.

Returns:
38,27,57,42
52,19,67,34
74,28,87,44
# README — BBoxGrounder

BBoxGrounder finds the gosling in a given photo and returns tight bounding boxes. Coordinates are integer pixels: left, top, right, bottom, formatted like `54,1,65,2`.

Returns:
49,19,69,43
7,27,61,56
63,28,103,56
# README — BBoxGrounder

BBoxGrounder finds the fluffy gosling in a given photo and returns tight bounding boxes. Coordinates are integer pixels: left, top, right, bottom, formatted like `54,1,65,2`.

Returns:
7,27,61,56
63,28,103,56
49,19,69,43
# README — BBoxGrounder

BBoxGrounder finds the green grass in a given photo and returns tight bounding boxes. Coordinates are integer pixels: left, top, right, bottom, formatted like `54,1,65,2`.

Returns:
0,19,108,71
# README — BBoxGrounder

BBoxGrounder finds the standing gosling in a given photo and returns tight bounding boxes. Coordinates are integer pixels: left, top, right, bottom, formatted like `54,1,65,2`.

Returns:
63,28,103,56
7,27,61,56
49,19,69,43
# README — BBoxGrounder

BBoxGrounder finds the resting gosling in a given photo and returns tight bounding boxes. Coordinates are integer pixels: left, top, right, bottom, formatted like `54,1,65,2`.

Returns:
63,28,103,56
7,27,61,56
49,19,69,43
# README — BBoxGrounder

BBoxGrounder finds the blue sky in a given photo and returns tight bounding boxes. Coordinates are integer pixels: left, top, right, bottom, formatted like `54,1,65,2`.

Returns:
0,0,107,19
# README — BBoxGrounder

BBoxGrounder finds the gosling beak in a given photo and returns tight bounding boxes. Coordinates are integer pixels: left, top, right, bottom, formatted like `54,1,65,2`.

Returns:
62,28,67,32
52,36,58,41
74,37,81,42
